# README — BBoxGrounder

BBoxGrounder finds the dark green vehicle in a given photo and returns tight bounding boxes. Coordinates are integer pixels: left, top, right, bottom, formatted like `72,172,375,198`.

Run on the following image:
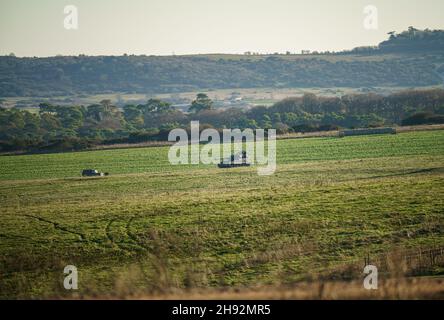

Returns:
82,169,108,177
218,151,251,168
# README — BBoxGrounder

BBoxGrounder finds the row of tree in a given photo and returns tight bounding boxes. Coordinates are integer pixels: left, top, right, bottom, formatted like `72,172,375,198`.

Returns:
1,89,444,152
379,27,444,52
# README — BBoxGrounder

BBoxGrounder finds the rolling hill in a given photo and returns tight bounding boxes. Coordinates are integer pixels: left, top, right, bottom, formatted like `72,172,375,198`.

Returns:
1,28,444,97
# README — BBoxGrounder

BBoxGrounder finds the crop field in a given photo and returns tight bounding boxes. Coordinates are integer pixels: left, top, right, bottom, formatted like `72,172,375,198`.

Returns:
0,130,443,298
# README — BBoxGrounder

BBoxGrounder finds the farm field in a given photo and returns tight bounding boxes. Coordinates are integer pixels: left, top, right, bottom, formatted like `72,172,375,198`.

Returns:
0,130,443,298
4,85,443,110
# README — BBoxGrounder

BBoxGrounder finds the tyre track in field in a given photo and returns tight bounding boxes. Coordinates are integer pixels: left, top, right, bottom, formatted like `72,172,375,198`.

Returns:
105,218,117,244
126,215,159,253
104,216,161,282
357,167,444,181
126,216,140,243
24,214,86,241
105,218,131,251
105,216,148,253
125,215,166,281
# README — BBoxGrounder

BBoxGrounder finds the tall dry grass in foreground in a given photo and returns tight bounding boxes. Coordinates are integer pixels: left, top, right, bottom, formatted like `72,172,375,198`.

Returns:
136,277,444,300
65,246,444,300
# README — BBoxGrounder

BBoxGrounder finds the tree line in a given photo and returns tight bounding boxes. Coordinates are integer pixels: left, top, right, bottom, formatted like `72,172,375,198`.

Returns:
1,28,443,97
1,89,444,153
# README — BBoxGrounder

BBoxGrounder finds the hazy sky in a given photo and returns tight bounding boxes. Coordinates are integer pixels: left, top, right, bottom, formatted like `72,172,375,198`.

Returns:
1,0,443,57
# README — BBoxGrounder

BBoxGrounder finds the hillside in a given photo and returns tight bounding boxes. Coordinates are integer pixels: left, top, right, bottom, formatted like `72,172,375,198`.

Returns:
1,28,444,97
1,130,443,298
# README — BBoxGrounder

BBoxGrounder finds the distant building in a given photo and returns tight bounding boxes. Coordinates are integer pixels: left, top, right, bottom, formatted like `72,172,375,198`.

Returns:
339,127,396,137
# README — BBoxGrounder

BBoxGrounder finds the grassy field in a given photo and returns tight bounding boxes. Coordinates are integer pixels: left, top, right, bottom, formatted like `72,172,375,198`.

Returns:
4,85,444,110
0,130,443,298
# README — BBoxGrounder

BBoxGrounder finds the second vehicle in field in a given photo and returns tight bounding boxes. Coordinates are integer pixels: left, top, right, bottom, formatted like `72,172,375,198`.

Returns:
218,151,251,168
81,169,109,177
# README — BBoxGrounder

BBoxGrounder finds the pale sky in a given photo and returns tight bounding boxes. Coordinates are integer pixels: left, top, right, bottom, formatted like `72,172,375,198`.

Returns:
0,0,443,57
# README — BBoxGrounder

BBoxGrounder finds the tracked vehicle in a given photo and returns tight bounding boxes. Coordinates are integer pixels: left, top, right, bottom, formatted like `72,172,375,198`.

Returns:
218,151,251,168
81,169,109,177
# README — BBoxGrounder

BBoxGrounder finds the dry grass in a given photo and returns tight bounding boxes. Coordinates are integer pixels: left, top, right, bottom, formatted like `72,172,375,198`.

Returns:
136,246,444,300
396,124,444,132
60,247,444,300
133,277,444,300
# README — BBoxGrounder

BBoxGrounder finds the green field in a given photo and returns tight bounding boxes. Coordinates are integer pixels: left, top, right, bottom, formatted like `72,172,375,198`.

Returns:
1,130,443,298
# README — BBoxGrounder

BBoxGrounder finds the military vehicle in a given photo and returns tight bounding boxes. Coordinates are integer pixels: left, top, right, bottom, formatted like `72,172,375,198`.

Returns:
81,169,108,177
218,151,251,168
